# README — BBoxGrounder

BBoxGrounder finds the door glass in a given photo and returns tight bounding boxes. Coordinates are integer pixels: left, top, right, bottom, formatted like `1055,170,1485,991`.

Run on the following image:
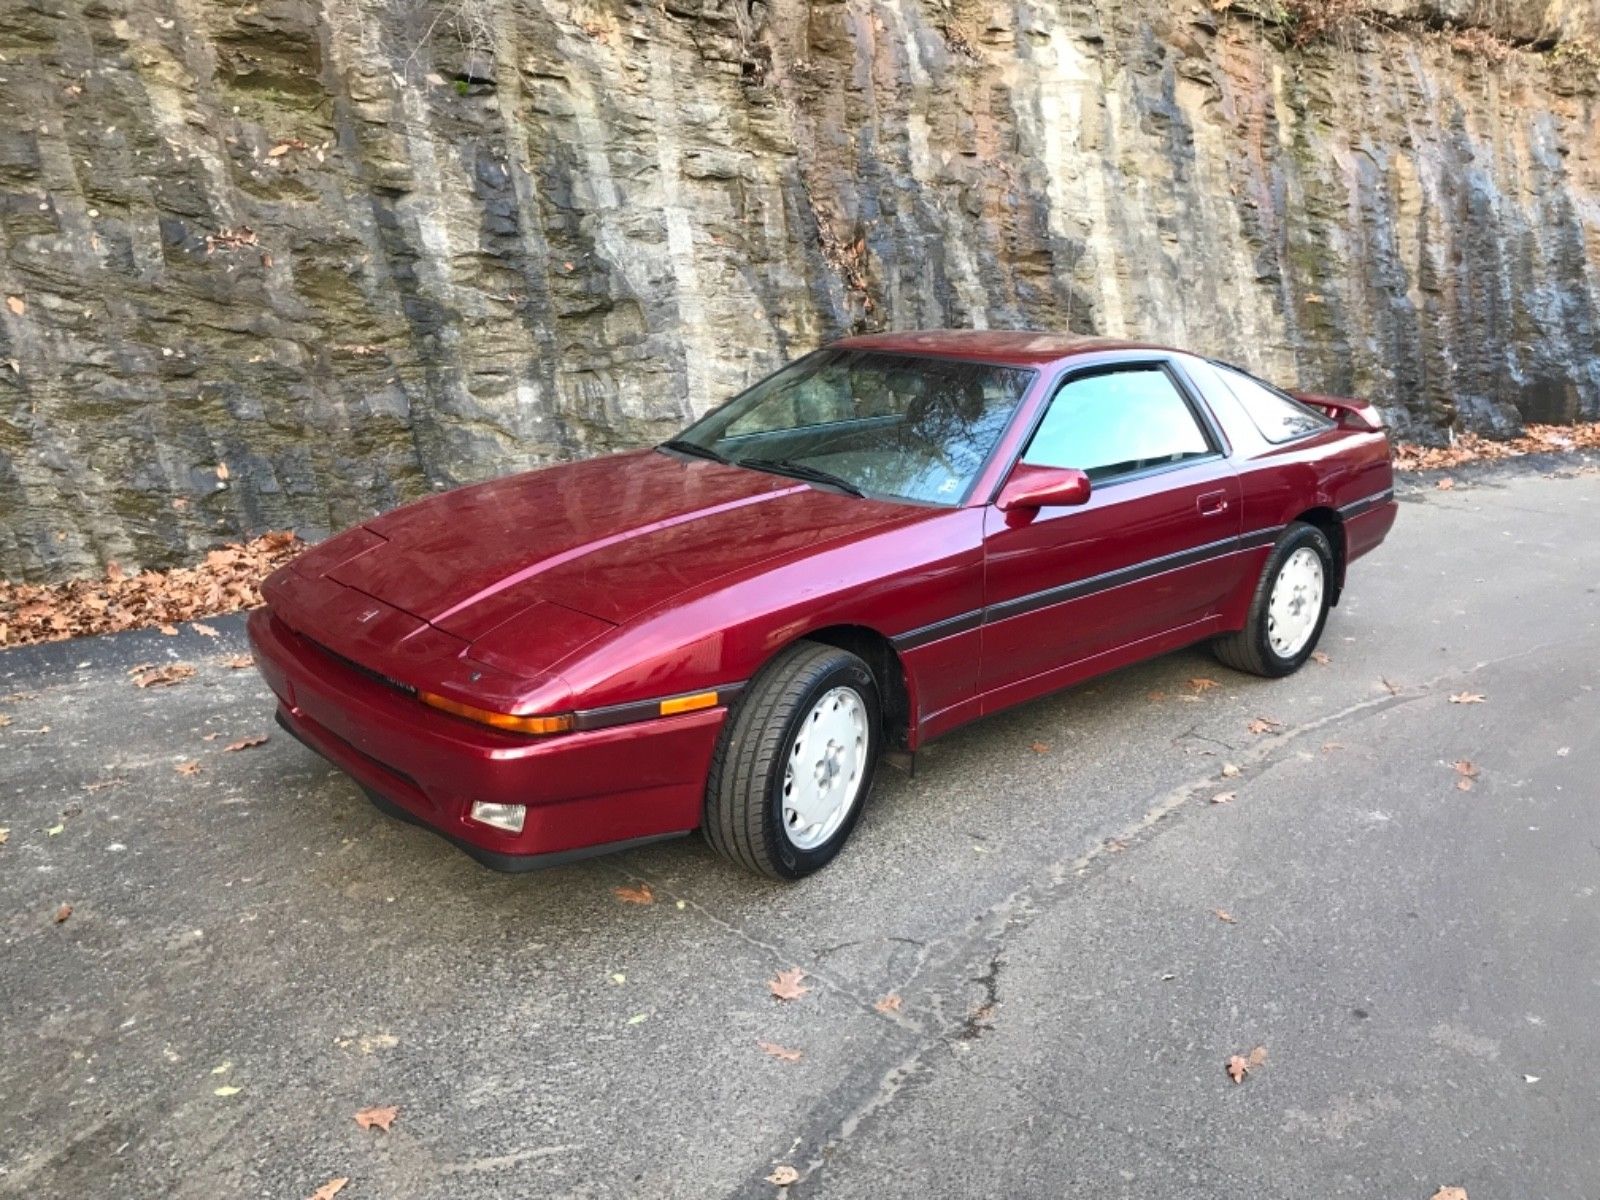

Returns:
1022,367,1212,482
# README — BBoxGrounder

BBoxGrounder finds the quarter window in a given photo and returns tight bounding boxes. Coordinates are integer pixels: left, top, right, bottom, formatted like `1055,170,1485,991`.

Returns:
1022,366,1213,482
1211,363,1332,443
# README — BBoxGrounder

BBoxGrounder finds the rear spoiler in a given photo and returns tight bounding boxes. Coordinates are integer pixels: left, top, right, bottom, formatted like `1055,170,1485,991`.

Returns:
1293,392,1385,433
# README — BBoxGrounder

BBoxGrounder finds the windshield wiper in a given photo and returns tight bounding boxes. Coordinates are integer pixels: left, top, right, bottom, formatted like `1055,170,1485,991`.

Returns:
740,457,866,498
658,438,728,464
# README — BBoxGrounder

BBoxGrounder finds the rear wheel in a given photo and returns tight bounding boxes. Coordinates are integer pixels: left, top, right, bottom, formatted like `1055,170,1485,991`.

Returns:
703,641,881,880
1212,522,1334,678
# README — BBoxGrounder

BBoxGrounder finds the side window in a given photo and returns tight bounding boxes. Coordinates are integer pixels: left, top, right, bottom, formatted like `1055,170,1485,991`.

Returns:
1212,364,1332,444
1022,366,1213,482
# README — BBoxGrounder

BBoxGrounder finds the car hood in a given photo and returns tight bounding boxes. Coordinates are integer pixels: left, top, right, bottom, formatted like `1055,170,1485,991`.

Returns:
314,450,925,643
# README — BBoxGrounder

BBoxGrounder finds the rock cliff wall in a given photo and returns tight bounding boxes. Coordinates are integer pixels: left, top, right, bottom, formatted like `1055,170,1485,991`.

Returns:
1,0,1597,579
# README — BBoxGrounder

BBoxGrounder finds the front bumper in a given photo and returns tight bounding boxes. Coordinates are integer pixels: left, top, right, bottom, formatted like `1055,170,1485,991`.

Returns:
248,607,726,870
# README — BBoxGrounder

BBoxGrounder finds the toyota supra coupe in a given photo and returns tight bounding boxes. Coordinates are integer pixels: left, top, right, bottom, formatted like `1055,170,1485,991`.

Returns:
251,331,1396,878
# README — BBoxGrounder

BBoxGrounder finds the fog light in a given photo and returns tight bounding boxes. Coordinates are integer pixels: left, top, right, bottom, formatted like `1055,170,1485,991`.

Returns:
469,802,526,834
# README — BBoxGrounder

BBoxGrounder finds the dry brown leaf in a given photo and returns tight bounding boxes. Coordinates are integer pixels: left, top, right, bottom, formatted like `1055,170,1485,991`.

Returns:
1247,717,1282,735
1226,1045,1266,1082
193,623,219,638
1436,477,1456,490
0,828,9,845
1456,777,1473,792
308,1180,348,1200
1310,650,1331,665
1147,690,1168,702
175,760,201,776
354,1104,398,1131
54,902,73,923
757,1040,803,1063
135,664,196,688
1321,741,1345,753
1449,692,1486,705
224,734,269,752
768,968,809,1002
1220,762,1241,778
614,883,654,905
222,654,255,669
1211,791,1235,805
1188,677,1220,692
766,1165,799,1186
1454,760,1480,778
5,295,23,316
1429,1189,1468,1200
874,993,903,1015
1213,908,1236,924
158,624,179,636
1029,740,1050,753
216,462,230,481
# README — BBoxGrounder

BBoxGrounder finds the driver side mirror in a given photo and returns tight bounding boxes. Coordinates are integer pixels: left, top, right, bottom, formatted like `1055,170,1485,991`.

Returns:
996,465,1092,523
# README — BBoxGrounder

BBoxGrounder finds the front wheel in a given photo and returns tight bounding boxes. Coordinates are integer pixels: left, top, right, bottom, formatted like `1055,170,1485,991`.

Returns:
1212,522,1334,678
703,641,881,880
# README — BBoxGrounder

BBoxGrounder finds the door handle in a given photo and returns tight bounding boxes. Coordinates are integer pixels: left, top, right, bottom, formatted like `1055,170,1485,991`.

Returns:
1197,491,1229,516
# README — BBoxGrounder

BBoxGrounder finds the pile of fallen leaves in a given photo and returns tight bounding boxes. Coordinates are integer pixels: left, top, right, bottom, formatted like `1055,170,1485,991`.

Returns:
1392,422,1600,472
0,531,302,648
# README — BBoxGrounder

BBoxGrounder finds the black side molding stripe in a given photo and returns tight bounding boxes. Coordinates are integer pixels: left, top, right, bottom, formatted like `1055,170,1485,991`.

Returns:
986,534,1244,623
891,525,1305,651
979,537,1267,630
892,610,984,652
916,494,1390,646
572,683,746,732
1336,487,1395,519
1238,525,1286,551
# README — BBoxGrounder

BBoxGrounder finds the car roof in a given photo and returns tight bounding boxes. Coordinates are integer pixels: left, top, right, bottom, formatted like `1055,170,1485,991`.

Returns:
830,329,1179,369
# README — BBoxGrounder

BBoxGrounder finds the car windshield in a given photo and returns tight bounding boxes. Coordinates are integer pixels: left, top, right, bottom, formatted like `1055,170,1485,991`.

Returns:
665,350,1036,505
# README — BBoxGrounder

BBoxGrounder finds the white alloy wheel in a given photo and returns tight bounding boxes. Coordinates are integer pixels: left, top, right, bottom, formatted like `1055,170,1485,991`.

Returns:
1266,546,1325,658
782,686,869,850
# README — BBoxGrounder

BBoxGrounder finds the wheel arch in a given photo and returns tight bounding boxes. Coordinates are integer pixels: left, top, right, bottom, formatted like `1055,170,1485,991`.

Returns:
794,624,913,750
1291,506,1346,603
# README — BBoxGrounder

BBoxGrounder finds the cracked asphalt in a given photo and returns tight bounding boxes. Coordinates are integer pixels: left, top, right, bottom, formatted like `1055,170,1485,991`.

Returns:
3,461,1598,1199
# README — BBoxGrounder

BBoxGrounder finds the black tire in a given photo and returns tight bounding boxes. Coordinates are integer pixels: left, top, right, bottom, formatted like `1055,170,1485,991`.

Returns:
703,641,882,880
1212,522,1335,678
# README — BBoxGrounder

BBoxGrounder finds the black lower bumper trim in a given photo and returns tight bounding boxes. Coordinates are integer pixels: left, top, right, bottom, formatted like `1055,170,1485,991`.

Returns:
274,709,690,873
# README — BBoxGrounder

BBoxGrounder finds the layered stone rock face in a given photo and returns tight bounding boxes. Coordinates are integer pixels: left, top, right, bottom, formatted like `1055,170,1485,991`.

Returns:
0,0,1596,579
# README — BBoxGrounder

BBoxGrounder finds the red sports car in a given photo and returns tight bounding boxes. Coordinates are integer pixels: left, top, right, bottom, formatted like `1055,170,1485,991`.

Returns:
250,331,1396,878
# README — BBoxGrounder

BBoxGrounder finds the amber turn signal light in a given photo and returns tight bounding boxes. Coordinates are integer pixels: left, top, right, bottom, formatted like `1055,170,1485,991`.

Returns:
659,691,719,717
418,691,574,735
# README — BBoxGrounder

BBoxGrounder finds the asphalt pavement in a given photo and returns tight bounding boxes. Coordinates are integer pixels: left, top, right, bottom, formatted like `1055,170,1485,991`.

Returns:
2,460,1597,1199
